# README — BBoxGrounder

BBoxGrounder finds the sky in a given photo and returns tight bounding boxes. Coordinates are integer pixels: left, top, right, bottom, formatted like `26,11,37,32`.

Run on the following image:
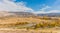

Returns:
0,0,60,14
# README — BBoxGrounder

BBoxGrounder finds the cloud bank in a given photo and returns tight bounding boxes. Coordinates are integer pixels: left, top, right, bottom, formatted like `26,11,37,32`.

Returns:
0,0,33,12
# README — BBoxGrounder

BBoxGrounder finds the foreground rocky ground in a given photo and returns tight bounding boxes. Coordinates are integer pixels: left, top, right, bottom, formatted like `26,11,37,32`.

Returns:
0,28,59,33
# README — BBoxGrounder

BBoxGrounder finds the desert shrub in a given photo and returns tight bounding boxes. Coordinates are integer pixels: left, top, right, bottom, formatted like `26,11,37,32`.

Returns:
15,22,29,25
48,23,55,28
34,23,45,29
33,22,60,29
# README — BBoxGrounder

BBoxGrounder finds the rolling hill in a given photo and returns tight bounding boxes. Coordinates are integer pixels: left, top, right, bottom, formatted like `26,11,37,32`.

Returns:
0,12,41,25
38,13,60,17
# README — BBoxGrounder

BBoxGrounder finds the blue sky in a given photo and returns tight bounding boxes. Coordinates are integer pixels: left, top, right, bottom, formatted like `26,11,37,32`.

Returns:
0,0,60,14
15,0,60,13
15,0,56,11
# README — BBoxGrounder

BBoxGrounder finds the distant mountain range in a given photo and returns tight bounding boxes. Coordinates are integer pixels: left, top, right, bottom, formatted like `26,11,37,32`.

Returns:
37,13,60,17
10,12,60,17
9,12,38,17
0,11,60,17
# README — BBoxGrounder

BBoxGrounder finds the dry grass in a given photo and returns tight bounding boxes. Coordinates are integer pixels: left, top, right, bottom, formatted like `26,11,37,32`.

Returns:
0,16,60,33
0,17,41,24
0,28,59,33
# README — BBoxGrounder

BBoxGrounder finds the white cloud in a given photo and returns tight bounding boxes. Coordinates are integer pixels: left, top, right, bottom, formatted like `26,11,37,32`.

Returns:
40,6,51,11
33,10,60,14
48,10,60,13
33,6,51,14
0,0,33,12
32,5,60,14
33,5,60,14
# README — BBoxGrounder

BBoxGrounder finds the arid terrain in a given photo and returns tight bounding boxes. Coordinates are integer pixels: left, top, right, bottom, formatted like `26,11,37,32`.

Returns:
0,12,60,33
